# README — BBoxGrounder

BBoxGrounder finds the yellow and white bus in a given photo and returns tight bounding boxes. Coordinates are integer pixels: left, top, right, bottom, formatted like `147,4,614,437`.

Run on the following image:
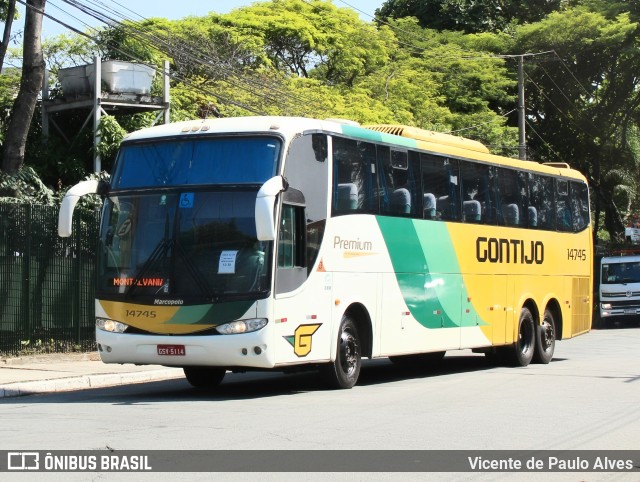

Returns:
59,116,592,389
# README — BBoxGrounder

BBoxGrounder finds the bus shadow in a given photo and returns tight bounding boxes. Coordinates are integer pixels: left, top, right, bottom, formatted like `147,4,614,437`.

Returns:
1,353,563,405
170,353,502,399
356,354,492,387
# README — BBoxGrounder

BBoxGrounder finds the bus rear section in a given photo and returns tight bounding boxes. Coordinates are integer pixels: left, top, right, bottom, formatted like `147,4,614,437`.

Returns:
599,255,640,326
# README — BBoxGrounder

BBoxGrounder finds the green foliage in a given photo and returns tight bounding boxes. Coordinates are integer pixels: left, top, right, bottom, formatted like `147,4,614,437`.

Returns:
15,0,639,248
376,0,574,33
0,165,57,205
0,67,21,143
512,2,640,242
43,33,99,74
13,339,85,356
96,115,127,162
222,0,394,86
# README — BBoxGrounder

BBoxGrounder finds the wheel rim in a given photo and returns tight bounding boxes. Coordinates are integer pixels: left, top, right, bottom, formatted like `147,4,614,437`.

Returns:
540,318,554,351
339,329,359,377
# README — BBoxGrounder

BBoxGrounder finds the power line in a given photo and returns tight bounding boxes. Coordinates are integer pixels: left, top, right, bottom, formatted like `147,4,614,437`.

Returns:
45,0,324,115
17,0,267,115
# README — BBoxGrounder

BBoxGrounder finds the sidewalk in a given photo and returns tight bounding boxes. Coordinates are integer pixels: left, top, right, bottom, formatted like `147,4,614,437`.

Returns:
0,352,183,398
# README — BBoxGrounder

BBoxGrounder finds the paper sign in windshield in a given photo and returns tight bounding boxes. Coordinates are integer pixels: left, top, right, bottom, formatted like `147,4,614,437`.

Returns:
219,250,238,274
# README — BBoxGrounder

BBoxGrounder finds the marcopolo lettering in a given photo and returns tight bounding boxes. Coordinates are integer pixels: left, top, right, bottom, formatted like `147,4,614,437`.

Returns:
476,237,544,264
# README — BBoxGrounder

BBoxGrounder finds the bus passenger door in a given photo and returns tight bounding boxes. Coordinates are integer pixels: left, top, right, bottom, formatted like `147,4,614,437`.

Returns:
273,201,332,365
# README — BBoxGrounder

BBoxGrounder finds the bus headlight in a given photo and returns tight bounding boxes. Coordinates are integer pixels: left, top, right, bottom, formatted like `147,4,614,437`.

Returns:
216,318,268,335
601,303,612,310
96,318,128,333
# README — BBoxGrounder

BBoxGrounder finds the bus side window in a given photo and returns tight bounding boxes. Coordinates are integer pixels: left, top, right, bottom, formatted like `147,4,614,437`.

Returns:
528,173,555,230
570,181,590,232
332,137,378,215
275,202,308,294
379,149,419,217
278,204,305,269
496,167,527,227
460,161,495,224
555,179,572,232
420,153,460,221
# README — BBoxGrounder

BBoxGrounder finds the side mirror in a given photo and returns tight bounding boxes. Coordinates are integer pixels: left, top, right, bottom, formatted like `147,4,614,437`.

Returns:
255,176,287,241
58,180,100,237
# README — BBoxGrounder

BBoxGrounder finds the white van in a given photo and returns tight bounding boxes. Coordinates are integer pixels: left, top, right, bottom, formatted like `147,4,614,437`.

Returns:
599,255,640,325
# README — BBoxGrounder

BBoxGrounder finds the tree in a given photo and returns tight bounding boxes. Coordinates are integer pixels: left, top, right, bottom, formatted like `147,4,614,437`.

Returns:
514,2,640,242
2,0,46,175
0,0,17,73
376,0,573,33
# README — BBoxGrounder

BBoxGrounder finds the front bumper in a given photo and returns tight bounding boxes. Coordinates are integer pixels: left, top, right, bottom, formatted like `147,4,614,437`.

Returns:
96,328,275,369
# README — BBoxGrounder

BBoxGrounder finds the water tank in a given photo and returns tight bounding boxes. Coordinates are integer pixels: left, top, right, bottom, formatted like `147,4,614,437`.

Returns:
58,60,155,96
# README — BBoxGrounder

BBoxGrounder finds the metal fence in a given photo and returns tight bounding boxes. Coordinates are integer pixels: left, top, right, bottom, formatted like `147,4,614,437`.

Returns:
0,203,99,356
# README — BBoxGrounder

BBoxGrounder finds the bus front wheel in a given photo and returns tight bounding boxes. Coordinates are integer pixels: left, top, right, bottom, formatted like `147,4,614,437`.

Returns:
323,315,361,389
183,367,226,388
533,309,556,364
509,307,535,367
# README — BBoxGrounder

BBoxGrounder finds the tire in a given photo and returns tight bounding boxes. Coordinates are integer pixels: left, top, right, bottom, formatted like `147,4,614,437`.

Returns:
508,307,535,367
389,351,445,366
533,308,556,364
323,315,362,389
183,367,226,388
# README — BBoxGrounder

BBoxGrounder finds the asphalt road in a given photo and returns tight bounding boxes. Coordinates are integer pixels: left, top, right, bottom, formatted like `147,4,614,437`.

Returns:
1,326,639,480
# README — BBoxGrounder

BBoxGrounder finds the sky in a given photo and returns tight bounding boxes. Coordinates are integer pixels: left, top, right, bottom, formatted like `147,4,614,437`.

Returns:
33,0,385,39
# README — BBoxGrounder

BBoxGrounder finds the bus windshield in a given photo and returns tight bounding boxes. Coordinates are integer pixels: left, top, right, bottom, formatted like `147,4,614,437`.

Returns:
111,136,281,188
602,261,640,285
97,136,282,301
98,190,272,300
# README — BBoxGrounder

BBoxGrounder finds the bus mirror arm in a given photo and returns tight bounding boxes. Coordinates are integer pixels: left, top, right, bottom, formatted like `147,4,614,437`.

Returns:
255,176,288,241
58,179,100,237
97,180,110,196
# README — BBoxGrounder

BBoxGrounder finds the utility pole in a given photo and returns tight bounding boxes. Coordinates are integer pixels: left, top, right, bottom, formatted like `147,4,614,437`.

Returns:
518,55,527,160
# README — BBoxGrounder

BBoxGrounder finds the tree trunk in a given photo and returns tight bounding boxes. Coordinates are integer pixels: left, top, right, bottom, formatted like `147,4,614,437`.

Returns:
1,0,46,175
0,0,17,73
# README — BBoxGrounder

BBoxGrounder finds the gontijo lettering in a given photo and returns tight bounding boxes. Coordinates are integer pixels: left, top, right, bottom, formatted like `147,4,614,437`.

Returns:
476,237,544,264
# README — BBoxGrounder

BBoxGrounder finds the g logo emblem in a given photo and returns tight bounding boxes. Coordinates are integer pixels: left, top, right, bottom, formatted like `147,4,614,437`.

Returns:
284,323,322,357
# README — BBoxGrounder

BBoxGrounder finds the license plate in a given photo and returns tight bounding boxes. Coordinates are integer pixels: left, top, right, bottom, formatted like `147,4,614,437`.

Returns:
157,344,185,356
625,309,636,315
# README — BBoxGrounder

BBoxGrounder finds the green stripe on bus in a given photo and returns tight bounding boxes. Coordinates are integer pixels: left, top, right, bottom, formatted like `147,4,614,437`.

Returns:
341,125,417,149
376,217,485,329
168,300,254,325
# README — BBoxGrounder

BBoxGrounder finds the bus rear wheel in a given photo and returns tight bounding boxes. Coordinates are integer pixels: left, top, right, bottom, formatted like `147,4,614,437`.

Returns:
183,367,226,388
533,308,556,364
323,315,361,389
509,307,535,367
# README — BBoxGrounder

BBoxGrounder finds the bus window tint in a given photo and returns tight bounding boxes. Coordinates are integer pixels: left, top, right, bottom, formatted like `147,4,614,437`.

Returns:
113,137,280,188
570,181,590,232
284,134,328,272
332,137,378,215
496,168,527,227
420,154,460,221
556,179,572,231
379,149,419,217
460,161,496,224
278,204,296,268
528,173,555,230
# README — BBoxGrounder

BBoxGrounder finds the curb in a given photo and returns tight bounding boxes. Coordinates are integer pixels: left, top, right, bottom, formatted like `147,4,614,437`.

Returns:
0,369,183,399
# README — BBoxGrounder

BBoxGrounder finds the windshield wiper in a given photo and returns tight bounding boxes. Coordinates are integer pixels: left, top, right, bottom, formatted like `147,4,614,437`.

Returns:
173,241,219,301
125,238,171,298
